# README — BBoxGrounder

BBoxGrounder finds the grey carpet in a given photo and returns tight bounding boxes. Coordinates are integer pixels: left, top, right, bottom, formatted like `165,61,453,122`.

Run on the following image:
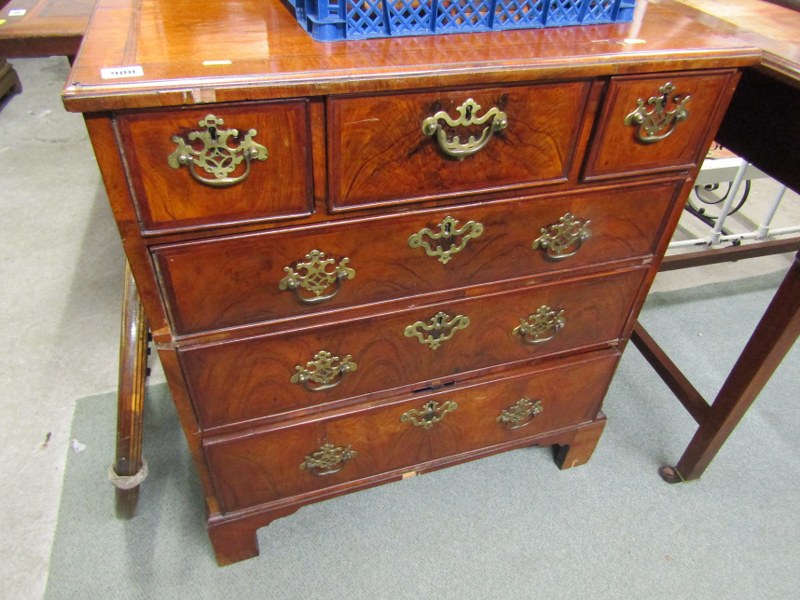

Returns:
45,271,800,600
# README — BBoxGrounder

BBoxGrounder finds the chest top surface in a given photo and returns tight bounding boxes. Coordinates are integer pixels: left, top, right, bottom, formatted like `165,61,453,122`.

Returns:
62,0,760,112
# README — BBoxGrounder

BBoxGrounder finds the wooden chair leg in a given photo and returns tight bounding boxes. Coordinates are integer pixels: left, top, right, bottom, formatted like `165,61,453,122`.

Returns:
112,262,150,518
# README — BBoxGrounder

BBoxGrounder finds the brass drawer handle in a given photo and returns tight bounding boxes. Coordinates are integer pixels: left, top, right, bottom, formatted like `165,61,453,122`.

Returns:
408,215,484,264
279,250,355,304
299,443,357,476
167,114,268,187
532,213,592,261
404,311,470,350
624,82,691,144
291,350,357,392
497,397,543,430
513,305,565,345
401,400,458,430
422,98,508,160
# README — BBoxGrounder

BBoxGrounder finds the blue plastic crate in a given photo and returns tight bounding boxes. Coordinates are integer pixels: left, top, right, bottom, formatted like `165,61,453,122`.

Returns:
285,0,636,42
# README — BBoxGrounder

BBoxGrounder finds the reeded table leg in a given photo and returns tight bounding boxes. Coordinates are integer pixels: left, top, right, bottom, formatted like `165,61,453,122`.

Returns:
111,262,150,518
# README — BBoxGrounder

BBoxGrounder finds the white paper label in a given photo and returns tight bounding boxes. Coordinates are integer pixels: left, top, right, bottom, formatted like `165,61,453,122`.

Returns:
100,66,144,80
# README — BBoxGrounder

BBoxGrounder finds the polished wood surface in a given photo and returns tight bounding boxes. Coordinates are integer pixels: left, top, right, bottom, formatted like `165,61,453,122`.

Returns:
677,0,800,83
62,0,760,112
0,0,92,57
154,180,682,336
204,352,619,512
117,102,314,232
65,0,762,565
329,81,590,210
180,268,645,431
583,70,739,180
113,262,149,518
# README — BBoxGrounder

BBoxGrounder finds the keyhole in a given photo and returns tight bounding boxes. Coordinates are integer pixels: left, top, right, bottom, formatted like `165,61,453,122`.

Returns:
465,105,473,120
208,126,218,141
423,402,437,420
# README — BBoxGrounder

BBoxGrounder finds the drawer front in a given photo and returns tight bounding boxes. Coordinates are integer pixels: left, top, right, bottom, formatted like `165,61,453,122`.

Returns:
328,81,591,210
154,180,679,335
116,102,313,232
180,268,644,429
204,351,619,513
583,70,737,180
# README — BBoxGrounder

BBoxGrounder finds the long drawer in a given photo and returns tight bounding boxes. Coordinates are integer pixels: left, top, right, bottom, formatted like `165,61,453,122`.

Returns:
154,180,679,335
204,350,620,514
180,267,645,430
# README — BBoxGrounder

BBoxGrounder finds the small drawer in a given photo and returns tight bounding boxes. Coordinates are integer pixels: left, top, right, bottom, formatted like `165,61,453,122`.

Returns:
179,268,645,430
328,81,592,211
154,179,680,335
203,351,619,513
583,70,738,180
116,102,313,232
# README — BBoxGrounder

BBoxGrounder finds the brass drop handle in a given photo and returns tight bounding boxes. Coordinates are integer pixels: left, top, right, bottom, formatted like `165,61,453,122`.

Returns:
404,311,470,350
497,397,543,430
408,215,484,264
167,114,269,187
401,400,458,430
290,350,357,392
513,305,565,345
532,213,591,261
279,249,355,304
624,82,691,144
300,443,357,476
422,98,508,160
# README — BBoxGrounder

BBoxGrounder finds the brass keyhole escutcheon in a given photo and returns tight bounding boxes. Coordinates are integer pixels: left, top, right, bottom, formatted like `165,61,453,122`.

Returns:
404,311,470,350
401,400,458,430
408,215,484,264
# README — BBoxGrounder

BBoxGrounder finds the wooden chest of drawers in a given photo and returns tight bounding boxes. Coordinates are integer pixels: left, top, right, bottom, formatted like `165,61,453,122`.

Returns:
63,0,759,565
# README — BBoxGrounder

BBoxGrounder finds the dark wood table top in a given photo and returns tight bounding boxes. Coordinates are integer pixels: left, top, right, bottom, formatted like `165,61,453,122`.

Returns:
62,0,760,112
0,0,94,58
677,0,800,85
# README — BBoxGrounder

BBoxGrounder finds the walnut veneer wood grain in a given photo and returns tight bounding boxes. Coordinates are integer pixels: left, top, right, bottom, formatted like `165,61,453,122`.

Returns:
154,179,682,336
180,267,645,431
61,0,760,112
63,0,762,566
117,102,314,232
328,81,590,210
205,351,619,512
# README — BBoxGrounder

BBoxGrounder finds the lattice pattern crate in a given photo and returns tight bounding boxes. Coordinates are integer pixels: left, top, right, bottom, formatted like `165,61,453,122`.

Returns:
285,0,636,42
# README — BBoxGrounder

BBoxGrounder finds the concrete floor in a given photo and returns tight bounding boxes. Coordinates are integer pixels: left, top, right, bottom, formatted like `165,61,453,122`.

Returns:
0,57,796,599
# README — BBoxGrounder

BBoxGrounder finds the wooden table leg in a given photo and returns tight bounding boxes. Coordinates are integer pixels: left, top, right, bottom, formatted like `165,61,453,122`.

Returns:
111,261,150,518
658,252,800,483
